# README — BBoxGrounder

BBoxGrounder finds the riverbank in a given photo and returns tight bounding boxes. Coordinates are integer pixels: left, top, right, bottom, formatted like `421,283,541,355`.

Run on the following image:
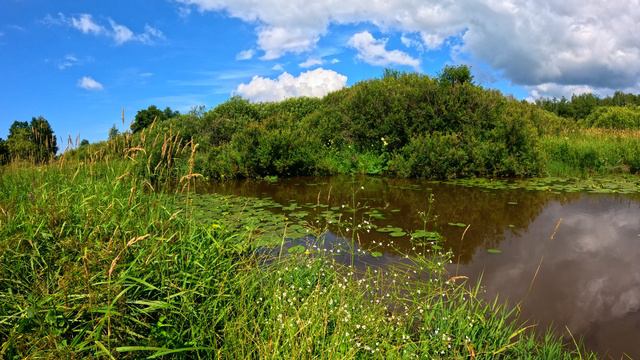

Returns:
0,160,595,359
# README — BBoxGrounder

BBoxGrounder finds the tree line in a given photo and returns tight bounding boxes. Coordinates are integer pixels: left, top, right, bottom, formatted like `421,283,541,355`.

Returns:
535,91,640,120
0,117,58,165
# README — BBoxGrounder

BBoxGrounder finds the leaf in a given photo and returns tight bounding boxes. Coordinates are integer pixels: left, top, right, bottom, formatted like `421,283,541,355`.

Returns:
487,248,502,254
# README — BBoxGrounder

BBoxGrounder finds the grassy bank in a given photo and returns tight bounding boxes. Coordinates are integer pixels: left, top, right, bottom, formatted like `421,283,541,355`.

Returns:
541,129,640,177
0,159,594,359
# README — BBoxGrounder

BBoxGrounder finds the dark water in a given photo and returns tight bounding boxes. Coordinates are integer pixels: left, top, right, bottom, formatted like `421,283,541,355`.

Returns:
198,176,640,359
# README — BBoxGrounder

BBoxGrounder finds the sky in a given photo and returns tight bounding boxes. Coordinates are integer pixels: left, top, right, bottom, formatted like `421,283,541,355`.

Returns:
1,0,639,145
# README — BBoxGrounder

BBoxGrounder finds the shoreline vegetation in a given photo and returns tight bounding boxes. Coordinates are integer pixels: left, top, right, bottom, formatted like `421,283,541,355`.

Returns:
2,65,638,358
0,160,596,359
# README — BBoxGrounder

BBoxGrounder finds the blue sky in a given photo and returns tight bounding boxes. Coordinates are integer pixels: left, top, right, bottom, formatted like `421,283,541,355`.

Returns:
1,0,638,145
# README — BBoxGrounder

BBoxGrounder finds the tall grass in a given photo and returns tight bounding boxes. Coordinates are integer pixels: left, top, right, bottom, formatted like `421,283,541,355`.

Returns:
541,128,640,177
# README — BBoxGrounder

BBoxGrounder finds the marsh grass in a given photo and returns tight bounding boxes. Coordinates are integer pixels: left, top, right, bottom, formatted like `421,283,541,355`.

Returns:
541,129,640,177
0,150,595,359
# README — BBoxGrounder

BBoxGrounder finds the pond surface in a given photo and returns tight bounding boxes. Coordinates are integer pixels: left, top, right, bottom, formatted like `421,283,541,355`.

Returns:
197,176,640,359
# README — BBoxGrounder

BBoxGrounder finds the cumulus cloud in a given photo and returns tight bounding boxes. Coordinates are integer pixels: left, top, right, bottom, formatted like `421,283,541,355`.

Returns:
236,49,255,60
77,76,104,91
176,0,640,96
44,13,164,45
235,68,347,102
348,31,420,70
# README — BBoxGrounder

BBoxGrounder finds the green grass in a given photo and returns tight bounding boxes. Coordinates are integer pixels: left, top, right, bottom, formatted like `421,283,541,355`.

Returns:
0,160,595,359
541,129,640,177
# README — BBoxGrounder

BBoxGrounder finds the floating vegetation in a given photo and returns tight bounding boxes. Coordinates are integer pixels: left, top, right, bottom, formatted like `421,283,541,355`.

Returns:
389,231,407,237
445,176,640,194
487,248,503,254
411,230,442,241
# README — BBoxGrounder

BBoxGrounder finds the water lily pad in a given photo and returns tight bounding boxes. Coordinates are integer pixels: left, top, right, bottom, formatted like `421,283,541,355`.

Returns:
389,231,406,237
411,230,442,240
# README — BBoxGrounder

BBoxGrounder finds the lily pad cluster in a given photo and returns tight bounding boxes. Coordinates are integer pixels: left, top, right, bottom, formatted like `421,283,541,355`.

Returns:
445,176,640,194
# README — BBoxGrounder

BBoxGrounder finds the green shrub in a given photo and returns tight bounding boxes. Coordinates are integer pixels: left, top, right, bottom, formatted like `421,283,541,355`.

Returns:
580,106,640,129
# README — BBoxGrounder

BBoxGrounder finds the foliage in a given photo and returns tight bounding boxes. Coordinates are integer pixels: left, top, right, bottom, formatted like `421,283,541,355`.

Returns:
0,137,8,165
80,139,89,147
5,117,57,163
438,64,474,85
536,91,640,120
580,106,640,129
64,66,565,180
131,105,180,133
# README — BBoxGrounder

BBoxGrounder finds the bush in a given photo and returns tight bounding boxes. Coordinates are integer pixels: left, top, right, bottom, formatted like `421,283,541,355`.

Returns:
580,106,640,129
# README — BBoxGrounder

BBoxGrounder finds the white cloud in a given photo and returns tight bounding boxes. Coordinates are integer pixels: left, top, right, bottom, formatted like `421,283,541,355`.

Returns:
109,19,135,44
236,49,255,60
58,54,79,70
348,31,420,70
176,0,640,93
271,64,285,71
71,14,105,35
235,68,347,102
77,76,104,91
401,33,424,52
330,58,340,64
45,13,164,45
299,57,323,68
258,26,319,60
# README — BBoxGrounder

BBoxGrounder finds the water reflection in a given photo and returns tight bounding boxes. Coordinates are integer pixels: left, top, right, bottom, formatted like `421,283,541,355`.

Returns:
198,176,640,358
455,197,640,358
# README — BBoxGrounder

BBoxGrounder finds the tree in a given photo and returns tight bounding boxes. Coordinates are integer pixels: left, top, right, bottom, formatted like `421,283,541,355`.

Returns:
131,105,180,133
108,125,119,140
7,121,35,161
0,137,9,165
6,117,57,163
80,139,90,147
438,65,474,85
30,116,58,162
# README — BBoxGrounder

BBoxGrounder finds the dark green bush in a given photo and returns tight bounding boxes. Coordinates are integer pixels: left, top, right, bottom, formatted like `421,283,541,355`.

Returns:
62,66,563,180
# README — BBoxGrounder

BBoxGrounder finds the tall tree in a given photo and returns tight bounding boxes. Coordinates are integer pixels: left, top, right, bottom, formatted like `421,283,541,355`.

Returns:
6,117,57,163
438,65,474,85
30,116,58,162
7,121,35,161
131,106,180,133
